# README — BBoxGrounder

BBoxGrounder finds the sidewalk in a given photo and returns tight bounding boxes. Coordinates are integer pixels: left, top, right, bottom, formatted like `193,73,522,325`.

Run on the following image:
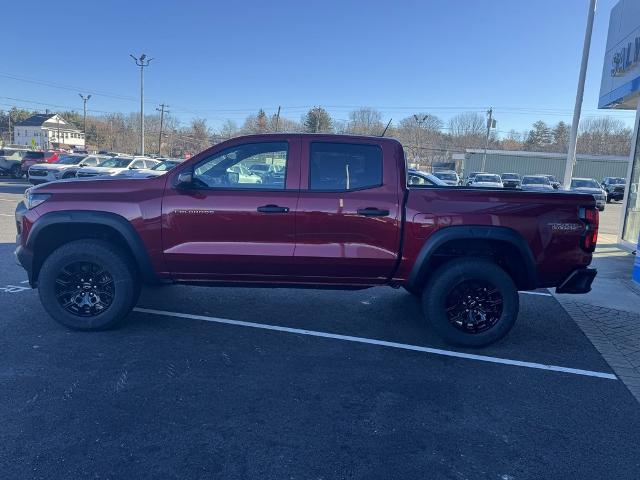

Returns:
554,233,640,402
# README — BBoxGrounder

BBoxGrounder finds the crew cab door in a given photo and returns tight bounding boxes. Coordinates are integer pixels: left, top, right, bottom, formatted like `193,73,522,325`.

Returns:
294,138,402,283
161,138,300,280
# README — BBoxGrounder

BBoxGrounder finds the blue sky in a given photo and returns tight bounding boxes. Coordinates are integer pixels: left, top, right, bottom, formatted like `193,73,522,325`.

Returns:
1,0,636,134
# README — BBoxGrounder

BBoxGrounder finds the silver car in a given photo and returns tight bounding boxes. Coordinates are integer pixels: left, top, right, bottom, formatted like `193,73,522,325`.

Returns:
569,178,606,211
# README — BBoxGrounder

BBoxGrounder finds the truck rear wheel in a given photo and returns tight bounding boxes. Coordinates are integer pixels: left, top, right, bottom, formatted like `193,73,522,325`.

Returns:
422,258,519,347
38,240,140,331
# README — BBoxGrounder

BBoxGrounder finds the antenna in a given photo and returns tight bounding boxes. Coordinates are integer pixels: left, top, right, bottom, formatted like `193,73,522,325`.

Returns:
380,118,392,137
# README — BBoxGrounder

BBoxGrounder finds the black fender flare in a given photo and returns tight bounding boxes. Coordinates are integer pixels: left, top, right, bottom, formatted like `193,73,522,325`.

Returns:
407,225,538,291
27,210,159,284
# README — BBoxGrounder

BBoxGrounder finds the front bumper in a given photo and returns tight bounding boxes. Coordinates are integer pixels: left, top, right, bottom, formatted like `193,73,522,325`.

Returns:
555,268,597,294
14,201,35,286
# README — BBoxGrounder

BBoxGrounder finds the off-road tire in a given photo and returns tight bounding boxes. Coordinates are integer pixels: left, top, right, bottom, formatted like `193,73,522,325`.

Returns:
422,258,519,347
38,240,140,330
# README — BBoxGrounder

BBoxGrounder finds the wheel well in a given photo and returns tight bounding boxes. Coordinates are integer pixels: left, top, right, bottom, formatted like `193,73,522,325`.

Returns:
32,223,137,283
414,238,531,291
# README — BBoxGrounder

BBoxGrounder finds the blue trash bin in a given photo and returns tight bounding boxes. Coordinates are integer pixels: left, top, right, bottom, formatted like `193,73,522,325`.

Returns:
634,234,640,285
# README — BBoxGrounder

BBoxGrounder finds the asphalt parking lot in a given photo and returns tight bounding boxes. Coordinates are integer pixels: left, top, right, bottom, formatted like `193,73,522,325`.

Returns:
1,178,639,479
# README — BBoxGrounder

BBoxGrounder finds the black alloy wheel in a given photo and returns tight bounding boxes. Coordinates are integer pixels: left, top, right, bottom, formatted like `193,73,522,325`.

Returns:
444,279,503,334
55,261,115,317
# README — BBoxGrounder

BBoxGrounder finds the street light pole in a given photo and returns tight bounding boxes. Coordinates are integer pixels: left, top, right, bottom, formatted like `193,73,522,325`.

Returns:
130,53,153,155
563,0,597,188
413,114,427,169
78,94,91,147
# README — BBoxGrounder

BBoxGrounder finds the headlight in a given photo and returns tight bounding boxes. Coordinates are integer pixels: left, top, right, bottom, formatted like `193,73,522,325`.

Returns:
24,189,51,209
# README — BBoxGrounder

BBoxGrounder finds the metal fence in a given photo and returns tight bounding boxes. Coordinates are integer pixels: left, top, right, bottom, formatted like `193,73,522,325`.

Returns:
462,149,629,182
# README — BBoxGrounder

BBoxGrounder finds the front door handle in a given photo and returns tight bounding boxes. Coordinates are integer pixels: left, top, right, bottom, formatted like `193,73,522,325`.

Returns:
357,207,390,216
257,204,290,213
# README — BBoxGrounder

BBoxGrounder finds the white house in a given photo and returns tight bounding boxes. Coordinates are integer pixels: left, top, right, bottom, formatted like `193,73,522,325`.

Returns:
13,114,85,149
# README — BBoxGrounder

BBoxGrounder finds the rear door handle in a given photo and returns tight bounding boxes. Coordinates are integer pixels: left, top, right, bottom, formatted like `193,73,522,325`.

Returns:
357,207,390,216
257,204,290,213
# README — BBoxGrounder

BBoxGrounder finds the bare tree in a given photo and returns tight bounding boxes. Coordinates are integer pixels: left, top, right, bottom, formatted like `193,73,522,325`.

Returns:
346,107,384,135
578,116,632,156
397,113,444,167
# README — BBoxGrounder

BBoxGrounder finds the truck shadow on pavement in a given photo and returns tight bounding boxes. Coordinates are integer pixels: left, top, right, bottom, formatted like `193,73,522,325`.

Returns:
0,178,30,195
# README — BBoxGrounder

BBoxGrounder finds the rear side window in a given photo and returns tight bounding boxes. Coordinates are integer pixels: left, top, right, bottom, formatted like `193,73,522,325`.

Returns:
309,142,382,191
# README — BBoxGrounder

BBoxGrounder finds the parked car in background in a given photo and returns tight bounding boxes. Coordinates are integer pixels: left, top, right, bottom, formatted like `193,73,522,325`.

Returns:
539,174,561,189
501,172,521,189
465,171,484,186
76,156,159,178
407,169,447,186
21,151,59,175
0,147,29,178
569,178,606,211
113,158,184,178
28,154,108,184
601,177,625,203
521,175,554,191
470,173,503,188
248,163,286,186
227,164,262,184
432,170,460,186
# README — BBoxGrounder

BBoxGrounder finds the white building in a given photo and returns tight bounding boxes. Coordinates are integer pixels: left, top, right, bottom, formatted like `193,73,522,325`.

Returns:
13,113,85,149
600,0,640,250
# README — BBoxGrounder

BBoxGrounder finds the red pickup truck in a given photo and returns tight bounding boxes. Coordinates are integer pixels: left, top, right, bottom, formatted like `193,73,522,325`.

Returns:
15,134,598,347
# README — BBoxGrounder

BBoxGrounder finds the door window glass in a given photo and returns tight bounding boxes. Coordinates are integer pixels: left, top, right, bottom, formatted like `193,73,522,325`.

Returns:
193,142,288,189
623,123,640,243
309,142,382,191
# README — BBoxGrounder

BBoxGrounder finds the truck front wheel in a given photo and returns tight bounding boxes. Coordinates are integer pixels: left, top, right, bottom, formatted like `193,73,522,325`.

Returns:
38,240,140,331
422,258,519,347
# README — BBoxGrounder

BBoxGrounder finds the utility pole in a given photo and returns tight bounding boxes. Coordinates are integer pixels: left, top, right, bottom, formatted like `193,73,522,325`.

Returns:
481,107,494,172
7,110,11,145
563,0,596,188
156,103,168,156
274,106,281,132
130,53,153,155
78,94,91,147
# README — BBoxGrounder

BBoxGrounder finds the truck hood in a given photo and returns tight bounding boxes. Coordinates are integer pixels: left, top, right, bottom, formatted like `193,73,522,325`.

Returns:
78,166,125,175
29,163,76,171
29,174,163,196
571,187,604,194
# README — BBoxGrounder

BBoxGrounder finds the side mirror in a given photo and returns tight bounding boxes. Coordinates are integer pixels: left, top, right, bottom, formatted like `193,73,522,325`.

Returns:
176,171,193,188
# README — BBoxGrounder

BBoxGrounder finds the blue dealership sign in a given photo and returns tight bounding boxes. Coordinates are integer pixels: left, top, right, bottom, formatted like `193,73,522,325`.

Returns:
634,234,640,285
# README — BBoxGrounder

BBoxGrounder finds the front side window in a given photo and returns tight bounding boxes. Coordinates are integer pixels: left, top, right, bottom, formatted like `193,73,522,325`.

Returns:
193,142,288,189
309,142,382,191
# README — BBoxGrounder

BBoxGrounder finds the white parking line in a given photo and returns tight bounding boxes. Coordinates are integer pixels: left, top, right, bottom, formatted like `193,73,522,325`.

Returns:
134,307,617,380
520,291,553,297
0,213,14,217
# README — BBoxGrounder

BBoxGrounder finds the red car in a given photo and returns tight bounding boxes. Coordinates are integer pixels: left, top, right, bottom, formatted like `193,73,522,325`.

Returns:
14,134,598,347
20,150,59,173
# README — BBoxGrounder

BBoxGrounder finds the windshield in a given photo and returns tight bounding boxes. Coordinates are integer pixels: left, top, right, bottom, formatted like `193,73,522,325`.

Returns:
523,176,550,185
99,158,132,168
571,179,600,189
502,173,519,180
55,155,85,165
152,161,179,171
434,172,457,181
475,174,501,183
545,175,558,182
608,177,625,184
24,151,44,159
